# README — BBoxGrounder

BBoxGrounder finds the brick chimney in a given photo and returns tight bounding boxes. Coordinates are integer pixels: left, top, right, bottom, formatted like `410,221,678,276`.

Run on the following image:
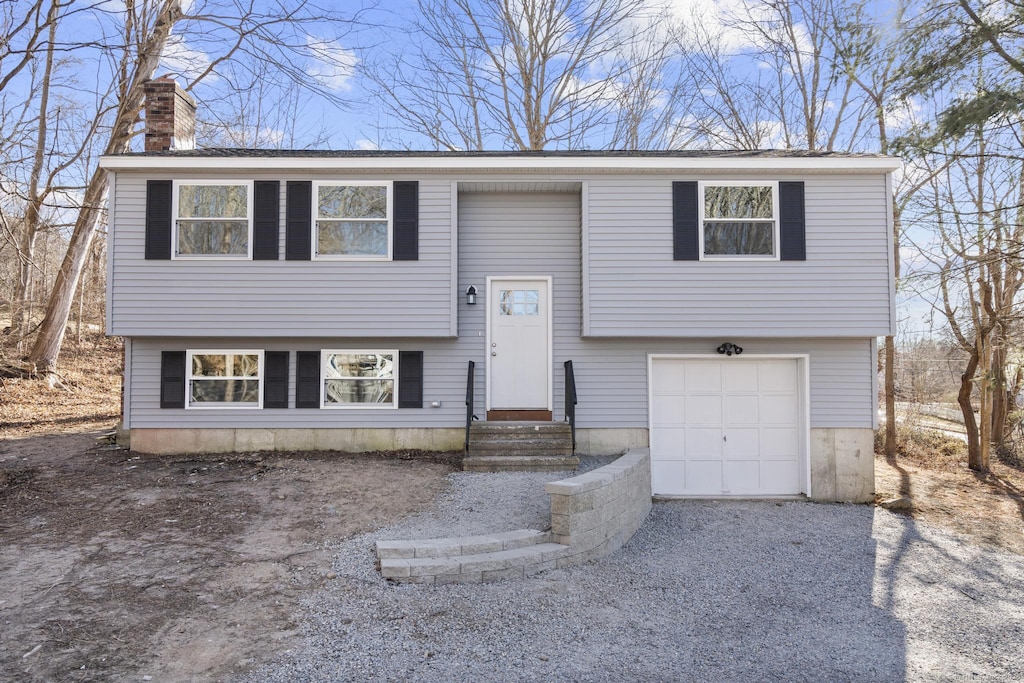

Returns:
143,77,196,152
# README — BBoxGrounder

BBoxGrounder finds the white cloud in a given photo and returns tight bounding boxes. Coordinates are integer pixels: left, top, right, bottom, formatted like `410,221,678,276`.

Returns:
355,138,379,150
159,33,214,82
662,0,814,58
884,97,923,133
305,36,358,92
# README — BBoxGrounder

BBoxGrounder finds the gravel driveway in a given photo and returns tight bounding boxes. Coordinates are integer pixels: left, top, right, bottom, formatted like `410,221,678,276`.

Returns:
242,464,1024,682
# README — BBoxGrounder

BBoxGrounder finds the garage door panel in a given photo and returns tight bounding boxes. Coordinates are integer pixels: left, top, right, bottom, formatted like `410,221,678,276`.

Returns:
685,428,724,458
725,394,760,423
762,428,799,457
724,460,761,493
685,395,723,424
726,428,760,456
651,395,686,425
651,460,686,495
651,361,687,394
723,363,759,391
760,395,798,425
650,427,686,460
761,460,800,492
760,361,799,391
685,363,722,391
650,357,805,497
686,461,723,493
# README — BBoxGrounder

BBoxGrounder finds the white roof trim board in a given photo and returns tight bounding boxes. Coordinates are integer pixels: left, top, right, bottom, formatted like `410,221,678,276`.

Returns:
100,153,902,174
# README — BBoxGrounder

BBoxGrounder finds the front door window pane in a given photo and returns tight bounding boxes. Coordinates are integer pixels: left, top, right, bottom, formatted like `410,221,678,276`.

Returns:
499,289,540,315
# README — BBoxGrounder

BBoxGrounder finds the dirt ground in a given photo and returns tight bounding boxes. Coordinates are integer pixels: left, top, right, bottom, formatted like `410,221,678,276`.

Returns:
0,432,458,682
874,430,1024,555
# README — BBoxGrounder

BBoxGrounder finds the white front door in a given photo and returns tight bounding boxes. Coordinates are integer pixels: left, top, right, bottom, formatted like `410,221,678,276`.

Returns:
649,357,805,496
488,278,551,410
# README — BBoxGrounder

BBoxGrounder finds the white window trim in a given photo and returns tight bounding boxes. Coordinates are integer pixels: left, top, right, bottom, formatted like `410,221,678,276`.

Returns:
171,180,254,260
698,180,780,262
312,180,393,261
185,349,264,409
320,349,399,409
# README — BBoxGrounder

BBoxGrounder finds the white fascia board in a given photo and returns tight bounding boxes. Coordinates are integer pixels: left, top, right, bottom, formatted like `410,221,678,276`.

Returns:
99,154,903,174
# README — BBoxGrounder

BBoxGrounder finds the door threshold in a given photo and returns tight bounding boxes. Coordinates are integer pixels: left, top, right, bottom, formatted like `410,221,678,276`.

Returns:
486,410,553,422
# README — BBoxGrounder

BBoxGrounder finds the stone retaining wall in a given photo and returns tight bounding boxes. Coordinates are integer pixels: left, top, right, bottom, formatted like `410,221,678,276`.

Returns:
376,449,653,583
544,448,652,567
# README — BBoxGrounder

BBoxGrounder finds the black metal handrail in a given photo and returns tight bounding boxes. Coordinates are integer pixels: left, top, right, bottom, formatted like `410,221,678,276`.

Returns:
564,360,577,454
465,360,476,452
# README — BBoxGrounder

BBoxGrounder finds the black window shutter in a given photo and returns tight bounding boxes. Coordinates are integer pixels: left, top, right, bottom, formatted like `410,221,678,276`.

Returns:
295,351,320,408
145,180,173,260
672,181,699,261
160,351,186,408
398,351,423,408
779,181,806,261
286,181,312,260
264,351,289,408
253,181,280,260
393,181,419,261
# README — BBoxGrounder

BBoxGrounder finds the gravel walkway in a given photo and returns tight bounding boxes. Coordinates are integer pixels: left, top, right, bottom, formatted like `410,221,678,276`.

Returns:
241,464,1024,682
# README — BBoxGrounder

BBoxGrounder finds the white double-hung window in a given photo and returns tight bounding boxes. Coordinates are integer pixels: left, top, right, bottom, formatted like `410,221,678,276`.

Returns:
314,182,392,259
187,350,263,408
321,350,397,408
174,181,253,258
699,182,779,259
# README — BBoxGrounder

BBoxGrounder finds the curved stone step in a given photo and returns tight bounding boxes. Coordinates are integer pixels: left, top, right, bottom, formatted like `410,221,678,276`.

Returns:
376,529,551,560
463,455,579,472
380,542,570,584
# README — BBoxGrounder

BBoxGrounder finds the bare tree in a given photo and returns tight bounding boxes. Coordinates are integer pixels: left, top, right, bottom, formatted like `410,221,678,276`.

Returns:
21,0,362,376
607,17,695,150
916,119,1024,472
367,0,671,150
675,0,879,152
8,0,102,345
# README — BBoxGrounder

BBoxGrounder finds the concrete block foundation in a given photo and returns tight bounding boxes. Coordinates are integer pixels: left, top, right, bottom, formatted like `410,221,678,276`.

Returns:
129,427,464,455
809,427,874,503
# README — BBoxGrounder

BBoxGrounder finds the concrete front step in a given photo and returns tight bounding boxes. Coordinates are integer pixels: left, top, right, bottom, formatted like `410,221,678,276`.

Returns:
467,439,574,456
470,422,571,437
463,454,579,472
379,542,571,583
376,529,551,560
466,421,574,469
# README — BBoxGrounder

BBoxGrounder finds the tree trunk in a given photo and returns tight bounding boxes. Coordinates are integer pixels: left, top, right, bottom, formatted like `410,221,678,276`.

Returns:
10,1,59,341
978,331,992,470
26,0,182,375
990,342,1008,446
10,226,38,340
27,169,108,374
960,350,986,472
884,335,897,458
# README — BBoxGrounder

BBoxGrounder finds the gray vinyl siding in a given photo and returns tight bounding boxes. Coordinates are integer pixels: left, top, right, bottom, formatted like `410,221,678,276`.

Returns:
108,172,454,337
126,191,875,431
457,192,582,416
127,337,873,430
585,174,893,337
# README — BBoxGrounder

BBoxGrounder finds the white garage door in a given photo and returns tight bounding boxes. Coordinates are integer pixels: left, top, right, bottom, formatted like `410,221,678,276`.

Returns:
649,357,804,496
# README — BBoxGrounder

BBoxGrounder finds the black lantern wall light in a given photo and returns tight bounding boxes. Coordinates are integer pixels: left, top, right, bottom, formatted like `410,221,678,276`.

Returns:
466,285,477,305
716,342,743,356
